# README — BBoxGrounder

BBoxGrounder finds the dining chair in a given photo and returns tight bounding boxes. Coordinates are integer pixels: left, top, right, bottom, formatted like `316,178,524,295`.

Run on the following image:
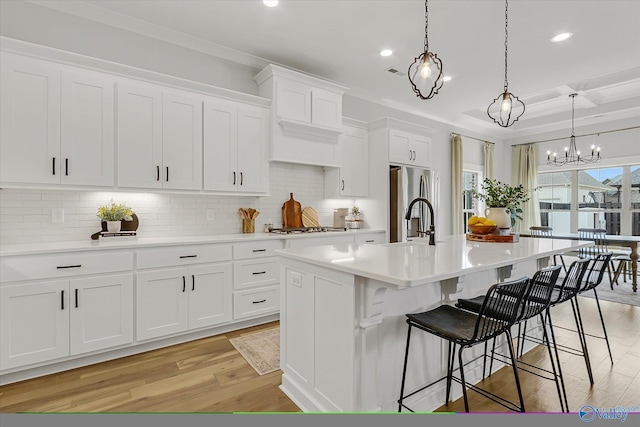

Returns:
577,228,628,286
529,226,567,273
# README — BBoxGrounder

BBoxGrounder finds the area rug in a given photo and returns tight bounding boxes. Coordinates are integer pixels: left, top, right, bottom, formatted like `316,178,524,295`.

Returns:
579,276,640,307
229,327,280,375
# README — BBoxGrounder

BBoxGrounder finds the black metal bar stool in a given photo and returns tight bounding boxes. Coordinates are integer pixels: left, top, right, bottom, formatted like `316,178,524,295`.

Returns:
529,226,567,273
397,276,530,413
456,265,565,411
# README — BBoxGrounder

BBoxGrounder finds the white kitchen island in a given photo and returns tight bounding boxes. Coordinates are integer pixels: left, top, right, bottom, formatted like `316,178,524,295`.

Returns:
276,235,593,413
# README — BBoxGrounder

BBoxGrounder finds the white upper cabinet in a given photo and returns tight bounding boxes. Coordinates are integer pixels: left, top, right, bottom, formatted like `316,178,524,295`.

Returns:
370,118,434,168
117,83,202,190
203,98,269,194
61,71,115,186
325,119,369,198
0,53,115,187
254,64,347,167
162,93,203,190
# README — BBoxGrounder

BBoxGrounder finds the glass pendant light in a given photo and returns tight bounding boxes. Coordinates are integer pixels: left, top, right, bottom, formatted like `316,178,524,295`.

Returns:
487,0,525,127
408,0,444,100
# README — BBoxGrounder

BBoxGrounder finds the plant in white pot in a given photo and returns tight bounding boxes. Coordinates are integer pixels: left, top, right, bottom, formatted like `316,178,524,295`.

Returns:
96,200,134,233
471,178,530,229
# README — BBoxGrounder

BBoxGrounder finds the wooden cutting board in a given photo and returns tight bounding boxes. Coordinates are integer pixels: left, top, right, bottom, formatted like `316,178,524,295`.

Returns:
301,207,320,227
282,193,303,228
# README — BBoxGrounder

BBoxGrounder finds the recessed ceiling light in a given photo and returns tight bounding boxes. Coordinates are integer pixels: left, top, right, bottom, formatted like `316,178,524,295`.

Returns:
263,0,279,7
379,49,393,57
551,32,573,42
443,76,452,82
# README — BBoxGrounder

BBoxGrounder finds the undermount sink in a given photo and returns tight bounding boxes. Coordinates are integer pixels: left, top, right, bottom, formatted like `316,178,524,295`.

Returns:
383,240,444,247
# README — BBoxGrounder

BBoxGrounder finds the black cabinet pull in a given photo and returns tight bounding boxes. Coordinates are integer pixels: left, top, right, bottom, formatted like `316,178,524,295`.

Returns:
65,158,69,176
156,165,160,181
341,180,345,191
75,289,78,308
179,255,197,259
166,166,169,182
192,275,195,291
182,276,186,292
365,240,375,243
52,157,56,175
57,264,81,269
233,171,236,185
252,249,266,253
252,299,266,304
240,172,243,186
252,271,267,275
61,290,65,310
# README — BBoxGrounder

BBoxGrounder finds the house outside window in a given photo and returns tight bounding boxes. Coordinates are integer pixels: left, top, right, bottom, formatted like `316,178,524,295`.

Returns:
538,165,640,235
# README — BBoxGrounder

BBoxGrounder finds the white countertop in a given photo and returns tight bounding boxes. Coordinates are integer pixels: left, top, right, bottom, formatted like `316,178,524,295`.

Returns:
0,229,385,257
276,234,593,287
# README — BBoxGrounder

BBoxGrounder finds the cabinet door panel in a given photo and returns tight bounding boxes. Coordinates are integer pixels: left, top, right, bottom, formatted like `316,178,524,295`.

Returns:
116,83,163,188
276,80,311,123
0,281,69,370
188,263,232,329
311,88,342,130
70,274,133,355
388,130,412,165
162,93,202,190
0,54,61,185
411,135,431,168
237,106,269,193
340,128,368,197
203,99,237,191
136,268,188,341
61,71,115,186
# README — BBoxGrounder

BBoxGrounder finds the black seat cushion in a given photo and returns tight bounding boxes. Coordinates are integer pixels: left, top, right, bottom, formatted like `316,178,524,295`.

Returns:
407,305,503,343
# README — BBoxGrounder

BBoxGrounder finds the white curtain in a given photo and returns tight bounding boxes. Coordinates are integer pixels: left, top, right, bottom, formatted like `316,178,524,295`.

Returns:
511,144,540,233
484,142,494,181
451,133,464,234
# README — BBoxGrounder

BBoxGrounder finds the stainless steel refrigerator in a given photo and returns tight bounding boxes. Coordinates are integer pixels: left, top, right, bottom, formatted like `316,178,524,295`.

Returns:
389,165,440,243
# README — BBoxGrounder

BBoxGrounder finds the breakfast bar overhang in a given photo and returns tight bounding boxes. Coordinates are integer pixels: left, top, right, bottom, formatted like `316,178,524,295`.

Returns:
276,235,593,413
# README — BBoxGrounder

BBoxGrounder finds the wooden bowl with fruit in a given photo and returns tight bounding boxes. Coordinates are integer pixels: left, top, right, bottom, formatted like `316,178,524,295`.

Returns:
467,216,497,235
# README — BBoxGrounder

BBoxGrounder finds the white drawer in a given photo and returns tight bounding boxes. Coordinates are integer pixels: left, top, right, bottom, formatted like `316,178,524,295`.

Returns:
285,234,354,249
233,240,283,260
1,251,134,283
234,257,279,290
233,285,279,320
137,244,232,269
354,233,385,244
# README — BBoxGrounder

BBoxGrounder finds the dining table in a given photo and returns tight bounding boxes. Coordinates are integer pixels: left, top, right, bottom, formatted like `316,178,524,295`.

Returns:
521,231,640,292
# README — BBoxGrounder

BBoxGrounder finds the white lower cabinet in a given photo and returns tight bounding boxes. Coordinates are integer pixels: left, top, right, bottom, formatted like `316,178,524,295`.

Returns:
136,263,232,341
0,273,133,370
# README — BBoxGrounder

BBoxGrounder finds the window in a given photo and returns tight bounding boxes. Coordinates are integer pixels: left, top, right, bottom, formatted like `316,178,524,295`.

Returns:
462,171,479,231
537,171,571,233
538,165,640,235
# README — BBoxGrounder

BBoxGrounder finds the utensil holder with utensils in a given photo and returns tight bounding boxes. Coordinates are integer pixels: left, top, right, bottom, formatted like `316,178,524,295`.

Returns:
239,208,259,233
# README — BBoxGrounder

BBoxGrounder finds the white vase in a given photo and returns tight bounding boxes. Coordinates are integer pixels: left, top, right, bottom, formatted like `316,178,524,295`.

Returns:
485,207,511,229
106,220,121,233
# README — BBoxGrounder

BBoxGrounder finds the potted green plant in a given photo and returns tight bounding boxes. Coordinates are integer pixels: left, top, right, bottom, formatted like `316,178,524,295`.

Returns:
470,178,530,228
96,200,134,233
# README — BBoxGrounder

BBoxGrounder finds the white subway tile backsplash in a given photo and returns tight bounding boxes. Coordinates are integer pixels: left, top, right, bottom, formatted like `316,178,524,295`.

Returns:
0,163,345,244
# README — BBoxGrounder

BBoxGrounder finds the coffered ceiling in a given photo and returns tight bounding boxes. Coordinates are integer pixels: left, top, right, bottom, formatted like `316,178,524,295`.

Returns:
18,0,640,139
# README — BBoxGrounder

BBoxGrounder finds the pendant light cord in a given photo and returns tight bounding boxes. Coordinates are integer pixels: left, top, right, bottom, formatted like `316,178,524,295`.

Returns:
423,0,429,52
503,0,509,92
571,94,576,136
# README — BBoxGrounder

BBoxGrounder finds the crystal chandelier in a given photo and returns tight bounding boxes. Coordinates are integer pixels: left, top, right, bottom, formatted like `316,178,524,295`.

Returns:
547,93,601,166
487,0,525,127
408,0,444,100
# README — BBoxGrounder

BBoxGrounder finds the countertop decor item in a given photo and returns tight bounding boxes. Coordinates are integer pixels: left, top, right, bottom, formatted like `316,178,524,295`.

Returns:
238,208,259,233
301,207,320,227
547,93,601,167
470,178,530,228
96,200,134,233
486,0,525,127
468,224,498,235
408,0,444,100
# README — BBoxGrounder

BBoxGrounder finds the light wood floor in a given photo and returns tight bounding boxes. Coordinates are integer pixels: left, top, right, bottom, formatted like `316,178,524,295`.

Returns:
1,295,639,413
